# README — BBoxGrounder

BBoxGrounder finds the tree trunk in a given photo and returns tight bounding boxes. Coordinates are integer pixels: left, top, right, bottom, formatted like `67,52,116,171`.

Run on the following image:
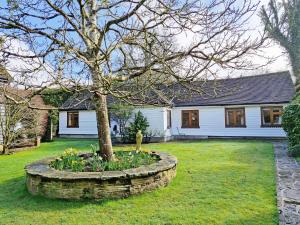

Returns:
2,145,8,154
292,65,300,93
94,93,114,161
290,55,300,92
1,139,8,154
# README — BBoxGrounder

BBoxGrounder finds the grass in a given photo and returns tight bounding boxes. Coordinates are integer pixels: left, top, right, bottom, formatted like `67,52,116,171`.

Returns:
0,139,278,225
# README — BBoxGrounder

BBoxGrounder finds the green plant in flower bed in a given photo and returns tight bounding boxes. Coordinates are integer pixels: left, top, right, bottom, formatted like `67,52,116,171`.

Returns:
50,147,158,172
50,148,85,172
100,151,158,171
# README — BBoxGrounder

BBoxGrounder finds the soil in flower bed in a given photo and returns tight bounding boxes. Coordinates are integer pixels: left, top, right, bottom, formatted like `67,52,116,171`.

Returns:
50,148,159,172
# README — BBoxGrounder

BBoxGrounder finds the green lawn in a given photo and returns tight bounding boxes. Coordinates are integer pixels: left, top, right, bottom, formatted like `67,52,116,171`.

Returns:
0,139,278,225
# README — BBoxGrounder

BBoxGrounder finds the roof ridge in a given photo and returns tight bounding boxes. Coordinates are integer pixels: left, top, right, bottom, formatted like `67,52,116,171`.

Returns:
208,70,290,82
60,70,295,110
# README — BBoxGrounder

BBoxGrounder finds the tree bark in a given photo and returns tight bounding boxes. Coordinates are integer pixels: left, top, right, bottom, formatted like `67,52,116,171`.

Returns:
288,53,300,92
2,145,8,154
94,92,114,161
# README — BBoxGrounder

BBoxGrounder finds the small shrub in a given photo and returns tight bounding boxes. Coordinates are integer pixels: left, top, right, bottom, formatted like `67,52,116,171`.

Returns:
87,145,103,172
288,144,300,157
90,144,98,155
50,148,85,172
100,151,157,171
122,111,149,143
88,156,104,172
70,158,85,172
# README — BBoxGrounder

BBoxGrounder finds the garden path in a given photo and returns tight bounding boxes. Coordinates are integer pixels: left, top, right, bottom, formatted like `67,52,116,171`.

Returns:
273,141,300,224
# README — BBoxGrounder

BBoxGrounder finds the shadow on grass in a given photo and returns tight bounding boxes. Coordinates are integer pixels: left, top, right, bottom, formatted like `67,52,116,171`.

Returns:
0,176,115,213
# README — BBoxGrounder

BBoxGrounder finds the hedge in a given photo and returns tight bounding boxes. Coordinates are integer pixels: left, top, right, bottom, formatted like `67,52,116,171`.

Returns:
282,93,300,156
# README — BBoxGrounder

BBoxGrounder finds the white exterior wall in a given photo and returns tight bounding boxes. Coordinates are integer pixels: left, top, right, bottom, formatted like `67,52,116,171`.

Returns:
59,107,170,137
172,104,287,137
133,107,172,138
163,108,172,138
59,104,287,138
59,110,98,135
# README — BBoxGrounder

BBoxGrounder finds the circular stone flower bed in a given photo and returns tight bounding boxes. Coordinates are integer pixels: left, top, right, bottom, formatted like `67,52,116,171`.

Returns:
25,151,177,200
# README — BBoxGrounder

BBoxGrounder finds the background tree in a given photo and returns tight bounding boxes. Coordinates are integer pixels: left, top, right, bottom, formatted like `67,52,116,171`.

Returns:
0,96,41,154
260,0,300,86
0,0,264,161
109,103,134,137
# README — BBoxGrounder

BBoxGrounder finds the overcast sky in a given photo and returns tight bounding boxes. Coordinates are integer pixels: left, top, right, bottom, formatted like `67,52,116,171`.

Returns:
229,0,290,76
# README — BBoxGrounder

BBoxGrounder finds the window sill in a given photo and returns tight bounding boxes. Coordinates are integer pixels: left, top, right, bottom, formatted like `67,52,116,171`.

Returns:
181,127,200,129
225,126,247,128
261,125,282,128
67,126,79,128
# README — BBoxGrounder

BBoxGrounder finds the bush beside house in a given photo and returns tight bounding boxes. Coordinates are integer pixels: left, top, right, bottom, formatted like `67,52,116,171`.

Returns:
282,93,300,156
122,111,150,143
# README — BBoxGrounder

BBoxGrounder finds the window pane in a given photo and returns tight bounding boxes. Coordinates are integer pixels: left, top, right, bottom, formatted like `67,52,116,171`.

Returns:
182,110,199,128
226,108,245,127
262,109,271,125
261,107,283,126
73,114,78,127
236,110,245,126
273,114,282,125
273,108,282,113
227,111,235,126
167,110,171,128
191,111,198,127
68,112,79,127
182,111,189,127
68,115,72,126
272,107,282,125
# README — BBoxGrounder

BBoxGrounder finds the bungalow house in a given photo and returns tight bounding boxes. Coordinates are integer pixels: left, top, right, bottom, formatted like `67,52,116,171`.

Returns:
59,71,295,140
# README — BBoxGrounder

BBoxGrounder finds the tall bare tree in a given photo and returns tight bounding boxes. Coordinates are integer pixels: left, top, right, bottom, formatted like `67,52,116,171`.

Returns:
260,0,300,85
0,0,263,160
0,95,42,154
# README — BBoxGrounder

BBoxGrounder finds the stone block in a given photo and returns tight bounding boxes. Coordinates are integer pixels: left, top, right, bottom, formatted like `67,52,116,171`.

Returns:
25,151,177,200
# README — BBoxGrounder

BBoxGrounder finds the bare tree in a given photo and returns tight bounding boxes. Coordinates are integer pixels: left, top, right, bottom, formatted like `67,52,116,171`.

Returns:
260,0,300,85
0,0,264,160
0,94,42,154
0,98,24,154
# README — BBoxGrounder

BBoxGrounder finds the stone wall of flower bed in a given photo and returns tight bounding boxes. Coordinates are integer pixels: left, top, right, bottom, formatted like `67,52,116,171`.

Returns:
25,152,177,200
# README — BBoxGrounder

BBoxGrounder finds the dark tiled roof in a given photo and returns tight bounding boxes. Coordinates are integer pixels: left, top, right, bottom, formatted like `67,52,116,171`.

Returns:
61,91,95,110
173,71,295,106
61,71,295,110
